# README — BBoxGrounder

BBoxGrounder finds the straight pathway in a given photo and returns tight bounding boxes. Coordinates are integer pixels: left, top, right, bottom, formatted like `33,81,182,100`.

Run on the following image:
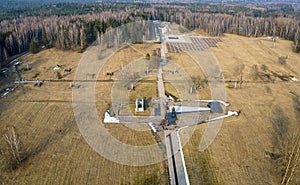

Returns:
157,34,167,116
165,131,190,185
160,25,190,185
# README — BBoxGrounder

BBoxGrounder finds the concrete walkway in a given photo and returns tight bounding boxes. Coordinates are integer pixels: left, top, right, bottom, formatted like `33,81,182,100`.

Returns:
160,25,190,185
165,131,190,185
157,34,167,116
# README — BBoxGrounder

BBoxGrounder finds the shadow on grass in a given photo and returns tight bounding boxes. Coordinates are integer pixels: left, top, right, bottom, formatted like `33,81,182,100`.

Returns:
293,96,300,121
24,119,75,163
270,105,289,151
133,170,163,185
143,96,152,110
184,129,223,185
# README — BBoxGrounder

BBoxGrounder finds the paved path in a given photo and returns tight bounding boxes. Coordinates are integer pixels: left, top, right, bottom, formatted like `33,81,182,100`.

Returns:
160,25,190,185
156,31,168,118
165,131,190,185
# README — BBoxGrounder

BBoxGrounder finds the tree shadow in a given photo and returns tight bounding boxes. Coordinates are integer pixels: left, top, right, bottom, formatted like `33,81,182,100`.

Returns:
270,105,289,150
292,96,300,122
24,119,75,163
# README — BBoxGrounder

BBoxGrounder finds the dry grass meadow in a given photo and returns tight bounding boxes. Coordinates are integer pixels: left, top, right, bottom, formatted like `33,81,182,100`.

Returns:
166,52,211,100
0,45,167,185
182,33,300,184
1,32,300,185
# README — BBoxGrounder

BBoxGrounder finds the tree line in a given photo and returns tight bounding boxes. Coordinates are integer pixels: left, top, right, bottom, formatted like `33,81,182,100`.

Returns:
154,6,299,48
0,3,300,67
0,9,147,66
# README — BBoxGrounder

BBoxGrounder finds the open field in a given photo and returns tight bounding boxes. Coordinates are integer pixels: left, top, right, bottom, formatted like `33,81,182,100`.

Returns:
182,33,300,184
0,46,167,184
182,126,223,184
212,34,300,81
166,52,211,100
1,31,300,185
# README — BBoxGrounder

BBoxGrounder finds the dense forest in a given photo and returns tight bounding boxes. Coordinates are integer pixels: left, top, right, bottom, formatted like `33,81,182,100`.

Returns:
0,2,300,66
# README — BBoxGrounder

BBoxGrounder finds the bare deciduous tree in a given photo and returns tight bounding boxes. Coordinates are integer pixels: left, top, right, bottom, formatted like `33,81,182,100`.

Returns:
234,63,245,88
192,76,207,89
80,26,86,51
3,126,25,169
280,133,300,185
270,105,300,185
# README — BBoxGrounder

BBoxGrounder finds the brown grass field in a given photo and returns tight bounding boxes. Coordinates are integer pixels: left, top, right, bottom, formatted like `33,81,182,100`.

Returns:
0,32,300,185
0,45,167,185
166,52,211,100
182,33,300,184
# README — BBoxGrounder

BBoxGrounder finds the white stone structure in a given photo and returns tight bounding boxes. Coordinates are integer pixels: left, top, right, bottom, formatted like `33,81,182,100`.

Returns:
104,110,119,123
135,99,145,112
